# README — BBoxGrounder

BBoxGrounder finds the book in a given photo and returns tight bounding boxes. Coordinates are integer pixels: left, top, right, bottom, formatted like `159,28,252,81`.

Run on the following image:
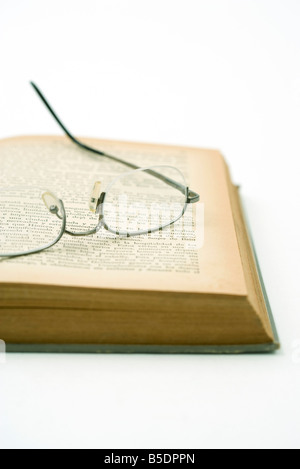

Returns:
0,135,279,353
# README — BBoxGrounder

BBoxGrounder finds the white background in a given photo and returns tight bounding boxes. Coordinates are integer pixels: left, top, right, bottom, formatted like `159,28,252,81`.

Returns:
0,0,299,449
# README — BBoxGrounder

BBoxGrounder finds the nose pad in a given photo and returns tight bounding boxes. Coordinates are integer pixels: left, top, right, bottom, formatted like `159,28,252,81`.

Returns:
89,181,102,213
42,191,61,215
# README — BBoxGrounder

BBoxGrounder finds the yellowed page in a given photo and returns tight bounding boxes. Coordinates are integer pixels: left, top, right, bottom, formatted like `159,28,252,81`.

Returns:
0,136,246,295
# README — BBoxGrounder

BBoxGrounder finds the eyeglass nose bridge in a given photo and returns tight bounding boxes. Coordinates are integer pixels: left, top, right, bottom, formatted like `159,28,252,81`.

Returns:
89,181,107,228
42,191,61,215
94,191,107,233
89,181,102,213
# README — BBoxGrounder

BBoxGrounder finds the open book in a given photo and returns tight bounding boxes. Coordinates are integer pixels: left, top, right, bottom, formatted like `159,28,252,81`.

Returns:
0,136,279,353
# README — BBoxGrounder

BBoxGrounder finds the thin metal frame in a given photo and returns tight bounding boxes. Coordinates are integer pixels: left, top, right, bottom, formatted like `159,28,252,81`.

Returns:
98,165,189,237
30,82,200,204
0,197,67,259
0,83,200,259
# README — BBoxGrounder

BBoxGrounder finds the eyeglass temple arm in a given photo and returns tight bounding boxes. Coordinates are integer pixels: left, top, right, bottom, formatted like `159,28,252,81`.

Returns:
30,82,200,204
